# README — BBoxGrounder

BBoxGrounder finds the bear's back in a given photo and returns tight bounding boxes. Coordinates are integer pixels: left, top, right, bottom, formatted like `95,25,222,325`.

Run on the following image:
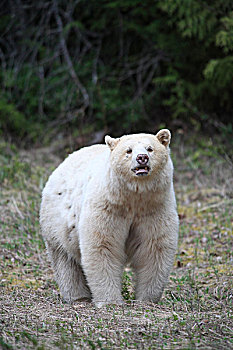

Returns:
43,144,108,195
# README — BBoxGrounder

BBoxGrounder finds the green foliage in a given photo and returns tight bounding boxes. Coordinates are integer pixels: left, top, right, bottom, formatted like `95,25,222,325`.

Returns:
158,0,217,40
0,98,28,137
204,57,233,88
0,141,31,186
154,0,233,121
0,0,232,141
216,11,233,53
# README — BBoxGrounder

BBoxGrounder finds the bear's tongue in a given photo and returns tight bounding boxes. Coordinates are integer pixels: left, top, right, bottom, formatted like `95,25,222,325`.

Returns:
135,167,149,175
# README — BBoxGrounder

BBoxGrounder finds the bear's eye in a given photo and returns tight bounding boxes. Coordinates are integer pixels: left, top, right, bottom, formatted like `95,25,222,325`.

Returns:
126,148,132,154
147,146,153,152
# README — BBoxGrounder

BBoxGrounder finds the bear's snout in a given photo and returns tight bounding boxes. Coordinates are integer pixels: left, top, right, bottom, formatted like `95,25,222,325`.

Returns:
136,154,149,165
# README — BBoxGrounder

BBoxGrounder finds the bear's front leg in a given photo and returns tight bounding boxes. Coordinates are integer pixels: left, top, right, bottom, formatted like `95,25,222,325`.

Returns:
130,214,178,303
79,210,127,308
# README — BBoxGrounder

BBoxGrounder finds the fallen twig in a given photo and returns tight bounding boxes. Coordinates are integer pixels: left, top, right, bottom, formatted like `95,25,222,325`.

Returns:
198,199,232,212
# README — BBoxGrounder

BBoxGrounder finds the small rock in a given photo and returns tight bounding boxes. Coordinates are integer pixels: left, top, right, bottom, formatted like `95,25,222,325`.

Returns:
201,237,207,243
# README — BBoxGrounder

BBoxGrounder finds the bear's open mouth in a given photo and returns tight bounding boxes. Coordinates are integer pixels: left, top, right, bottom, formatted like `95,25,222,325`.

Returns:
132,166,150,176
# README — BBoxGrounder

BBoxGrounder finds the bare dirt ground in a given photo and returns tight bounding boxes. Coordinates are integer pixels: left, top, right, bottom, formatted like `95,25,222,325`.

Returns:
0,133,232,349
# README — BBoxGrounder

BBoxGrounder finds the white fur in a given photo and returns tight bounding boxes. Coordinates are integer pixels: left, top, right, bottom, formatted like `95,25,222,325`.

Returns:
40,130,179,307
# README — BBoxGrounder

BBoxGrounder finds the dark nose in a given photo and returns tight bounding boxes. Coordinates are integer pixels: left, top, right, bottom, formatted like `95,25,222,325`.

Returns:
136,154,149,165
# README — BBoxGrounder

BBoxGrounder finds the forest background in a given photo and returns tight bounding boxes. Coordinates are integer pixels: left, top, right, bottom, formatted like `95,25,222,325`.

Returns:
0,0,232,143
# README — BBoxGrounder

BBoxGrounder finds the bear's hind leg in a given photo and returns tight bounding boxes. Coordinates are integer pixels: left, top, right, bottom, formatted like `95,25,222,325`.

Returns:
46,241,91,303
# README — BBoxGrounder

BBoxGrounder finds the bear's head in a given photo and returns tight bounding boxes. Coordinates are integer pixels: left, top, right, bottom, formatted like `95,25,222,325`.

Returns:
105,129,171,184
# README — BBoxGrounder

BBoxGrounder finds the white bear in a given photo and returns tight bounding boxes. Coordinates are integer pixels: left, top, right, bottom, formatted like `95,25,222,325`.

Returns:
40,129,179,307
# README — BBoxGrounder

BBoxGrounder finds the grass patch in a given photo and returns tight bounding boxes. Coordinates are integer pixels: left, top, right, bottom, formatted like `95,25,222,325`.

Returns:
0,134,232,349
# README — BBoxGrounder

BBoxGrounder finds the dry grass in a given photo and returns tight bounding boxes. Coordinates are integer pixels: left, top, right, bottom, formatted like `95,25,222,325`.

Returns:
0,133,232,349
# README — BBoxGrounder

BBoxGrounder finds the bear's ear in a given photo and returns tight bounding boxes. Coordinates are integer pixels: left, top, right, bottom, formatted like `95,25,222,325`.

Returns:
156,129,171,147
105,135,120,151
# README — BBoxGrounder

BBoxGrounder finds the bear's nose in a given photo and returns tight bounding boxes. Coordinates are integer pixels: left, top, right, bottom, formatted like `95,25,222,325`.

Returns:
136,154,149,165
